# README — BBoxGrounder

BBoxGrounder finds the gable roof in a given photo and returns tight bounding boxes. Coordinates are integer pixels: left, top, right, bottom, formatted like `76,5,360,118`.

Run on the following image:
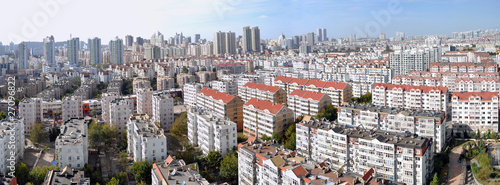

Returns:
289,90,327,101
452,91,498,101
292,165,308,177
243,82,280,93
244,98,284,115
274,76,293,83
198,87,235,104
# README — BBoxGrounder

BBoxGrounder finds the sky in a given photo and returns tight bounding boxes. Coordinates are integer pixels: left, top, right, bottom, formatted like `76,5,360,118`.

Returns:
1,0,499,44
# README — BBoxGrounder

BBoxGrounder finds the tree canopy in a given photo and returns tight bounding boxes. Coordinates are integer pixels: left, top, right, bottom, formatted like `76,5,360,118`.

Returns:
131,160,153,184
171,112,188,138
315,104,338,121
220,150,238,185
30,123,48,144
88,120,118,152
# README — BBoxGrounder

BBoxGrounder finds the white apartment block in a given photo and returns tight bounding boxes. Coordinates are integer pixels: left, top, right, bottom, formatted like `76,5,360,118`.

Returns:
243,98,294,139
0,117,25,174
350,82,373,98
55,118,89,169
19,98,42,134
338,103,446,153
238,82,287,104
109,98,134,132
297,119,433,185
152,93,174,131
372,83,448,113
390,47,441,75
183,83,205,107
196,87,244,130
101,92,120,124
187,107,237,155
137,89,154,117
237,141,304,185
157,76,175,90
62,96,83,122
210,80,238,95
451,92,499,133
127,114,168,162
288,90,331,118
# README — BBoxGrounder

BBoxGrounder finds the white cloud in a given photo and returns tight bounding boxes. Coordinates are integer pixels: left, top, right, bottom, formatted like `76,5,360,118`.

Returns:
259,15,268,19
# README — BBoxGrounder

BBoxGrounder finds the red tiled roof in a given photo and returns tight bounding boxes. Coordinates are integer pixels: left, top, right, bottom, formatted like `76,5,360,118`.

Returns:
290,78,309,85
452,92,498,101
289,90,326,101
198,88,235,104
165,155,175,165
274,76,293,83
373,83,447,93
305,80,327,88
244,98,284,115
243,82,280,93
362,168,374,181
217,63,243,67
292,165,308,177
323,82,347,90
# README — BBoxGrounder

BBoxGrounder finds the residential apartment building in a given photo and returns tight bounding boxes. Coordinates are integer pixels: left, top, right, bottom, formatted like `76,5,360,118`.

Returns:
288,90,331,118
197,88,244,130
238,82,286,104
44,166,91,185
157,76,175,90
55,118,89,169
338,103,446,153
196,71,216,83
372,83,448,113
210,80,238,96
451,92,499,133
273,76,351,106
19,98,42,134
62,96,83,122
0,118,25,174
297,119,433,185
187,107,237,155
183,83,205,107
127,114,168,162
237,141,304,185
137,89,154,117
152,93,174,131
243,98,293,139
109,98,134,132
151,156,209,185
177,74,196,87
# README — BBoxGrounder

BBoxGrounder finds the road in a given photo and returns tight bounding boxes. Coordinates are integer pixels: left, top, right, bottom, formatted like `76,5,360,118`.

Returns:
448,146,464,185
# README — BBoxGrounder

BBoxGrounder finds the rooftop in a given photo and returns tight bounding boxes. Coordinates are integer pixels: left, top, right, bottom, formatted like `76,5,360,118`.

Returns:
244,98,284,115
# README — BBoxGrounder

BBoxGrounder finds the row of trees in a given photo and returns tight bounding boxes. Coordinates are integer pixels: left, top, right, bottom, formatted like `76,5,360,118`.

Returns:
15,162,58,185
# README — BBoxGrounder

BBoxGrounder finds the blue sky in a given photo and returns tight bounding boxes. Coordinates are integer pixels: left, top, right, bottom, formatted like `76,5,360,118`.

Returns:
1,0,499,44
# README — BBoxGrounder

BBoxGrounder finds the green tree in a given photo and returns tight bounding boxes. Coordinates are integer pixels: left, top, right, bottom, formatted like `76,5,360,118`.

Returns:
430,173,439,185
220,151,238,185
14,162,30,185
88,120,118,152
182,66,189,73
30,165,56,184
106,177,120,185
131,161,152,184
0,112,7,120
91,109,98,118
72,76,82,87
315,104,338,121
261,134,271,141
284,133,296,150
355,92,372,104
151,77,157,91
30,123,48,144
171,112,188,138
272,132,282,144
475,129,481,140
205,151,223,169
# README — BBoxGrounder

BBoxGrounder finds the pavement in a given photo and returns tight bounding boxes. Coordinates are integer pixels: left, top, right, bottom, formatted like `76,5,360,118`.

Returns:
448,146,464,185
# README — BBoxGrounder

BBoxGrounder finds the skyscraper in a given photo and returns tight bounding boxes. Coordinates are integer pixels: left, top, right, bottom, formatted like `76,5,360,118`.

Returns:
213,31,236,55
379,33,386,40
18,42,28,69
251,26,261,53
43,35,55,65
125,35,134,47
88,37,101,65
67,37,79,66
242,26,252,52
350,34,356,43
109,37,123,65
0,42,4,55
136,37,144,45
322,28,327,42
152,32,165,47
194,34,200,43
317,28,327,42
306,32,315,46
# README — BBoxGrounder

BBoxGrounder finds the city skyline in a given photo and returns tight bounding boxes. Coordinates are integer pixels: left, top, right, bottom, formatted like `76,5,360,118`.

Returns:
2,0,500,44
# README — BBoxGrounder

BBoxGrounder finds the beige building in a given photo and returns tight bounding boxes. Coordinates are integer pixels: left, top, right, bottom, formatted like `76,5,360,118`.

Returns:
197,87,244,130
19,98,42,134
238,82,287,104
372,83,448,113
157,76,175,90
176,73,196,87
452,92,499,133
243,98,293,138
287,90,331,118
196,71,216,83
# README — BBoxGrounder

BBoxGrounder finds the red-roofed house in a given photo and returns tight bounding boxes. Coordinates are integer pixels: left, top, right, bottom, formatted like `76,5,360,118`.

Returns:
197,88,244,129
452,91,499,133
239,82,287,104
243,98,293,138
288,90,331,118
